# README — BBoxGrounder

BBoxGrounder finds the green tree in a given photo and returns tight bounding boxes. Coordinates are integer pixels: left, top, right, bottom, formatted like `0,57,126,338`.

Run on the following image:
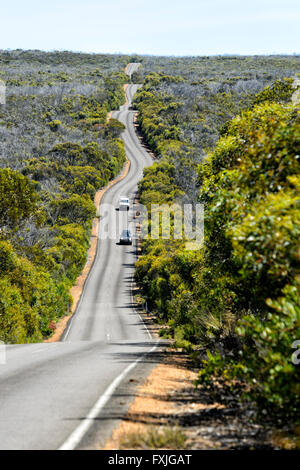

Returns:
0,168,41,231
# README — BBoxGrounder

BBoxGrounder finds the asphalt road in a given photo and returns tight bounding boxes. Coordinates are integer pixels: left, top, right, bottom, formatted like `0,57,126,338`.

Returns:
0,65,160,450
125,62,141,78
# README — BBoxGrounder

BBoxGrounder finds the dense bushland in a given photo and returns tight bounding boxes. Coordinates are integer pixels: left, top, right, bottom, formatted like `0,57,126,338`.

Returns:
134,58,300,423
133,55,299,202
0,50,127,342
196,102,300,423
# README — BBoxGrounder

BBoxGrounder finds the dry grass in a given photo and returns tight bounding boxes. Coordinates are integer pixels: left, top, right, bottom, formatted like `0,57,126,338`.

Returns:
102,352,201,450
119,426,187,450
271,426,300,450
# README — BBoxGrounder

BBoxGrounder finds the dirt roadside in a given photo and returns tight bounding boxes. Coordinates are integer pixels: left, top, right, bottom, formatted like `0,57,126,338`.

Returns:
101,344,279,450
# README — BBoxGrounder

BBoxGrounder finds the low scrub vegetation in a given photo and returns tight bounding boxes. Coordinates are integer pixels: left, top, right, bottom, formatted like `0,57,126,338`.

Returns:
134,56,300,425
0,50,127,342
119,426,187,450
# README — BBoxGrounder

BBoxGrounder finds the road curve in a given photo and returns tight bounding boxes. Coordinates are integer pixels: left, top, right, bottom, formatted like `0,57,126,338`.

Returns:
125,62,141,78
0,67,159,450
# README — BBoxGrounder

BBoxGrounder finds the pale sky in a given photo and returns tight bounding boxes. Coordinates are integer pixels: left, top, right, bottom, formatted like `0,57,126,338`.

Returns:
0,0,299,55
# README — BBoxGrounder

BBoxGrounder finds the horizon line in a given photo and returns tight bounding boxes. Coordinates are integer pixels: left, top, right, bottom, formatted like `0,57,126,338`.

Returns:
1,48,300,58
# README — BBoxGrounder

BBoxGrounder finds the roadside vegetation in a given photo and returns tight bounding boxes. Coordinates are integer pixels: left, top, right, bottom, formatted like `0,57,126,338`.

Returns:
0,50,128,342
119,427,187,450
1,51,299,433
133,55,300,428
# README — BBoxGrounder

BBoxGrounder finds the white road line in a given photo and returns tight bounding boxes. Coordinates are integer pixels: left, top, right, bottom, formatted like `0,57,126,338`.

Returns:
59,80,155,449
58,342,159,450
62,317,73,342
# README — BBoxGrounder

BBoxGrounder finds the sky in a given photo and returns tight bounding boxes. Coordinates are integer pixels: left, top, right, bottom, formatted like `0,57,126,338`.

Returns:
0,0,299,56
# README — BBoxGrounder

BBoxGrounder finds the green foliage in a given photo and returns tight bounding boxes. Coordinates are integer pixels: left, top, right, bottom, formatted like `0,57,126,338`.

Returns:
105,118,125,138
196,282,300,422
0,51,127,342
238,283,300,419
199,104,300,308
253,78,295,105
47,119,62,131
50,194,96,226
0,168,41,230
132,88,184,156
195,103,300,421
0,240,71,343
47,224,90,282
144,72,184,87
61,165,104,197
138,161,184,207
135,73,300,423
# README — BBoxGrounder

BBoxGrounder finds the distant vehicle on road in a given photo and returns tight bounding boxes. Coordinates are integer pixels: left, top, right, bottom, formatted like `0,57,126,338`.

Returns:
119,229,132,245
119,196,130,211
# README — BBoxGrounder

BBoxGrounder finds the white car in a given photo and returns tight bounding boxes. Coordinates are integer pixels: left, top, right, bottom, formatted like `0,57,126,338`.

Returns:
119,196,130,211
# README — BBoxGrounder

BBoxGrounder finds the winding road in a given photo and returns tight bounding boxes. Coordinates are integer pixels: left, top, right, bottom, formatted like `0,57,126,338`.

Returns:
0,65,160,450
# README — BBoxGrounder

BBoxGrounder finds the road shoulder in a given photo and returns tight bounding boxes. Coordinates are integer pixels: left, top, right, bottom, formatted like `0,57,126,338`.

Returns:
101,348,277,450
